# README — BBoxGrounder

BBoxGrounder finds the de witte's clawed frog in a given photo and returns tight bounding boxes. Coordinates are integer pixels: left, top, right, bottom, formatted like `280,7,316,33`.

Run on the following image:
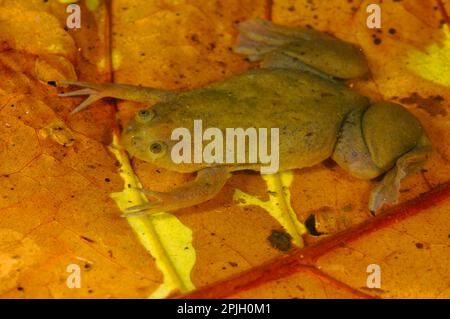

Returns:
57,19,431,216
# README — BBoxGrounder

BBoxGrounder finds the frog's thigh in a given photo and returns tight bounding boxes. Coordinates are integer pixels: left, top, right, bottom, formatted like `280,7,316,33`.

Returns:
332,106,382,180
57,80,176,114
124,167,232,217
335,102,432,212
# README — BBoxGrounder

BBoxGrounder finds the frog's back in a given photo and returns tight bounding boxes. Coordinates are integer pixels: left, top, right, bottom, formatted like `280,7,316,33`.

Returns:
156,68,370,170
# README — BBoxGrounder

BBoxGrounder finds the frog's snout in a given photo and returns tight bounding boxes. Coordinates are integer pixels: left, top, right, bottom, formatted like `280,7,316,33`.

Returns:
123,121,137,134
130,136,143,147
121,121,141,154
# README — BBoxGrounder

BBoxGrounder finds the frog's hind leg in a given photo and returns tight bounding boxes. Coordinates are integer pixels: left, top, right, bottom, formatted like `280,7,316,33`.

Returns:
233,19,282,61
234,18,369,79
333,102,432,213
368,134,432,213
123,167,231,217
56,80,176,114
336,133,432,214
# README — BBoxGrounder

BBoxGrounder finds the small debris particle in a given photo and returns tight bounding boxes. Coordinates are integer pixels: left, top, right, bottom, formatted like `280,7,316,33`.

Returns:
322,158,337,170
80,236,95,243
190,34,200,43
268,230,292,252
341,204,353,212
305,214,325,236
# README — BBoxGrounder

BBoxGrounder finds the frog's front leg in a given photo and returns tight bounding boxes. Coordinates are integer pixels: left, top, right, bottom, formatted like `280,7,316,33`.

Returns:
234,18,369,79
55,80,176,114
123,167,232,217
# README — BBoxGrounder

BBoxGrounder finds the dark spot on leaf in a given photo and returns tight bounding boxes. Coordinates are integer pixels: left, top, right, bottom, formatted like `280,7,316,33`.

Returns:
80,236,95,243
190,34,200,43
400,93,447,116
268,229,292,252
322,158,337,170
341,204,353,212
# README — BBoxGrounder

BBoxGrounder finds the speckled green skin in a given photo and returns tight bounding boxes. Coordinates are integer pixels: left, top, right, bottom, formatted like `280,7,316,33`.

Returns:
123,68,372,173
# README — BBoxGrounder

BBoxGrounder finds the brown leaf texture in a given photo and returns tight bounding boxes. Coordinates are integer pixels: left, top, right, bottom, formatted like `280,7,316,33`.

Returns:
0,0,449,298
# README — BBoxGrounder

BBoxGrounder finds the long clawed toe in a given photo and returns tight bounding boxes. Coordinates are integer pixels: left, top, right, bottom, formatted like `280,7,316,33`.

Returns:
56,80,106,114
122,202,161,217
121,188,165,217
58,88,97,97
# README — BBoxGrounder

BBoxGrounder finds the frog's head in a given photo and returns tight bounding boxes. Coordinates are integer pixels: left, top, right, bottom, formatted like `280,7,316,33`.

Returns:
121,107,177,170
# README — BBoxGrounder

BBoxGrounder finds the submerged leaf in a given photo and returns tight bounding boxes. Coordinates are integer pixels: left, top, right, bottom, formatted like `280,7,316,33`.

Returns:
407,25,450,88
109,136,196,298
1,0,449,299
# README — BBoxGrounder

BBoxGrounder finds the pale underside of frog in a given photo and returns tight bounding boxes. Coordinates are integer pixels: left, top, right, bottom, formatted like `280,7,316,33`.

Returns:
57,19,431,217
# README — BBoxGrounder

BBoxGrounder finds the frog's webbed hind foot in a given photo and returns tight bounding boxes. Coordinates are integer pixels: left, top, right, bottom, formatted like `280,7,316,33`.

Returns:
233,19,284,61
56,80,176,114
123,167,231,217
234,18,369,79
369,134,432,213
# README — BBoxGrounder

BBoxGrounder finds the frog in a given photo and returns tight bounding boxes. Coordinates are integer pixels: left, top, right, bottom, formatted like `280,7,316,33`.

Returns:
57,19,431,217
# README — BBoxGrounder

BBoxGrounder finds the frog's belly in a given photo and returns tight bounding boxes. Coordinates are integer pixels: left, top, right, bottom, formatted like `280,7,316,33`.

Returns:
275,117,342,170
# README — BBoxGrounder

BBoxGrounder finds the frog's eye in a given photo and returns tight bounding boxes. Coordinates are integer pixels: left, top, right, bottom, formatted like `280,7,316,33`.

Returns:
136,109,155,123
149,141,167,157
